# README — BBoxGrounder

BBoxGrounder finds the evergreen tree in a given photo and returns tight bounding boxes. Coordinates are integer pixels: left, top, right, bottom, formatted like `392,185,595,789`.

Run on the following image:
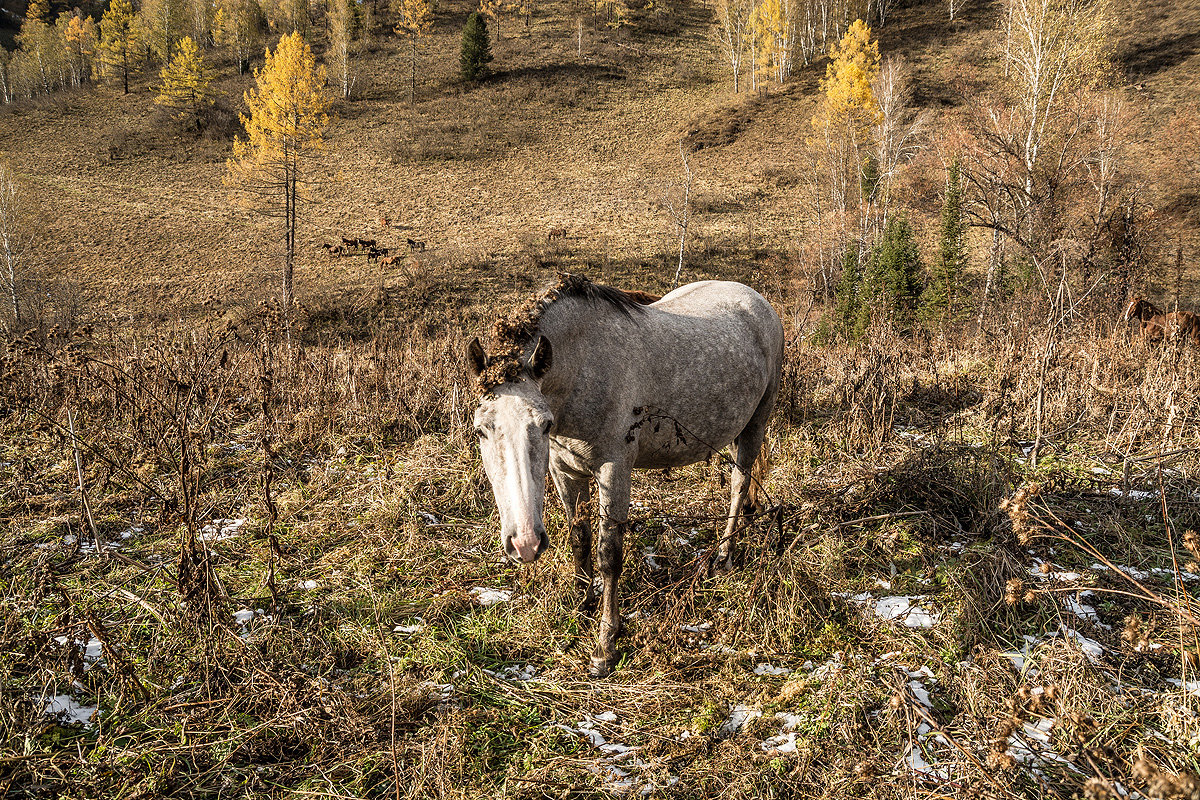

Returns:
833,244,869,341
924,158,967,324
864,213,923,326
154,36,215,126
459,11,492,83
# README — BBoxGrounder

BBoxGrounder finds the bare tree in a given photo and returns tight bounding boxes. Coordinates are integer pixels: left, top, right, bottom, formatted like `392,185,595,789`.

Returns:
0,163,32,327
665,141,693,289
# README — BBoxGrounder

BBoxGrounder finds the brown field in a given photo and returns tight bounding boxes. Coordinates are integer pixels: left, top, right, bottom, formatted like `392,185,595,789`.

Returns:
3,0,1200,796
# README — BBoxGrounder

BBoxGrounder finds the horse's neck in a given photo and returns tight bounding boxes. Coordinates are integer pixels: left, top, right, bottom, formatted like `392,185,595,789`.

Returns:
536,298,630,409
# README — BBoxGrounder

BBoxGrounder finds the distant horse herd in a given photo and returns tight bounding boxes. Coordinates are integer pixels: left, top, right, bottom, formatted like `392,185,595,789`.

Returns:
319,234,426,268
1123,295,1200,347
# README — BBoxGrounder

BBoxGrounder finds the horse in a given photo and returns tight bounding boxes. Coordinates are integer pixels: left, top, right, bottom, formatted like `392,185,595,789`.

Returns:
379,255,400,267
341,236,357,248
367,246,389,262
1123,296,1200,345
379,216,391,228
466,274,783,677
407,238,426,252
547,227,568,242
357,238,377,250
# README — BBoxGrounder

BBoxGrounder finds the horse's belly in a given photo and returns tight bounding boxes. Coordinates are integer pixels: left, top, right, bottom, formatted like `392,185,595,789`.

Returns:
631,412,747,469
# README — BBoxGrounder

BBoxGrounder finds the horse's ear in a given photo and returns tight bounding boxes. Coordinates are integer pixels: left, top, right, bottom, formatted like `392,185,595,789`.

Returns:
467,337,487,376
529,336,552,379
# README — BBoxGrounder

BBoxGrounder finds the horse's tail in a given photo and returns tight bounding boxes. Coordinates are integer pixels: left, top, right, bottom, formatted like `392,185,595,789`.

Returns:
748,434,773,512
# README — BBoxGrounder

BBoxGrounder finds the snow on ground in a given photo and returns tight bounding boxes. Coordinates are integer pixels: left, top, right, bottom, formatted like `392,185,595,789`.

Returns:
198,518,247,542
753,662,791,676
555,711,676,795
470,587,512,606
842,593,941,628
721,704,762,735
44,694,98,726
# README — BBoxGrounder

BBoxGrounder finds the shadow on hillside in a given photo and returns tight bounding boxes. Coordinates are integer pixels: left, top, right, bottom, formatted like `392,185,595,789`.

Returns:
1120,31,1200,79
490,61,627,85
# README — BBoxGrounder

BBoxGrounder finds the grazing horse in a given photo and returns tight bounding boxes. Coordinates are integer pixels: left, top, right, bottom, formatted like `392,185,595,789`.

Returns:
407,238,426,252
341,236,358,248
379,216,391,228
467,275,783,677
1123,296,1200,345
378,255,400,267
547,227,568,242
367,246,389,262
357,238,377,250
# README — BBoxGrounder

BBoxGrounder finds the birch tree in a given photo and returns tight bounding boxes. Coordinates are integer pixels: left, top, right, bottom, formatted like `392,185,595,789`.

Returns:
0,164,32,327
393,0,431,104
715,0,752,92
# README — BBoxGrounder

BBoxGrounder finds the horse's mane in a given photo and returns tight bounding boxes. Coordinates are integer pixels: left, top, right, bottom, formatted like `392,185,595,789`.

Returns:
476,273,651,391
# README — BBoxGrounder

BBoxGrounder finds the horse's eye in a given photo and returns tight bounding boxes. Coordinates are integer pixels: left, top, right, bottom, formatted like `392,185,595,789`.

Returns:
475,427,487,439
541,420,553,435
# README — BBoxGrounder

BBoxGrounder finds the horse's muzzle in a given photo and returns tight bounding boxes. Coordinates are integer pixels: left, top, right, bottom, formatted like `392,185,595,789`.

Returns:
504,528,548,563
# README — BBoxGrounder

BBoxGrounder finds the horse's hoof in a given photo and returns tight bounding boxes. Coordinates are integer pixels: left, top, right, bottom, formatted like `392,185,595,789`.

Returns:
588,658,613,679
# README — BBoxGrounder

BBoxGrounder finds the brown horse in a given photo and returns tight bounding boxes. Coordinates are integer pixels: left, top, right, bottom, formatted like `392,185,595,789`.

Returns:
1123,296,1200,345
547,227,568,242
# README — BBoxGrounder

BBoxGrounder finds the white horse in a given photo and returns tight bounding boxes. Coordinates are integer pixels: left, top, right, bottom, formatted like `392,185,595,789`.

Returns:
467,275,783,676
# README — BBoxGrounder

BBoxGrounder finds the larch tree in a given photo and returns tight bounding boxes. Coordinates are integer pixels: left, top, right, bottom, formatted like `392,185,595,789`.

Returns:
155,36,215,126
392,0,431,103
478,0,503,41
227,32,332,307
140,0,186,62
100,0,144,93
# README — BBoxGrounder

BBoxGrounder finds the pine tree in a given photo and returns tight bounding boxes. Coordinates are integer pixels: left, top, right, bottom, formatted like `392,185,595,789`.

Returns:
924,158,967,324
459,11,492,83
154,36,215,126
392,0,431,103
864,213,923,326
100,0,143,93
833,244,867,340
227,32,331,307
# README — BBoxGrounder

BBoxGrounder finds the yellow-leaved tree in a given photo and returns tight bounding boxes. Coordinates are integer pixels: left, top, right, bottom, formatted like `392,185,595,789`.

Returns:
393,0,431,103
814,18,881,136
155,35,215,126
227,32,332,307
810,19,881,218
99,0,144,93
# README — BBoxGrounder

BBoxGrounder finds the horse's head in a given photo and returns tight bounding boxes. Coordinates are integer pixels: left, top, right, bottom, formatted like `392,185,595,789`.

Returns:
1124,296,1153,323
467,336,555,564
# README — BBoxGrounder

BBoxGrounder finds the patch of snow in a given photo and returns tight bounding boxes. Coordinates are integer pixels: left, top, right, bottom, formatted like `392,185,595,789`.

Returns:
199,518,247,542
83,637,103,663
393,623,423,635
1063,592,1110,629
1060,625,1105,663
753,662,791,676
1107,488,1157,500
470,587,512,606
909,680,934,709
681,622,712,634
419,512,439,525
44,694,98,726
642,547,661,569
900,742,952,782
298,580,319,590
721,704,762,735
844,594,940,628
233,608,256,625
1029,560,1082,582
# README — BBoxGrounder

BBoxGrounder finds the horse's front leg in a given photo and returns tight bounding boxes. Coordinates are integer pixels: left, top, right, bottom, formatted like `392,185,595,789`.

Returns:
590,460,630,678
550,468,595,613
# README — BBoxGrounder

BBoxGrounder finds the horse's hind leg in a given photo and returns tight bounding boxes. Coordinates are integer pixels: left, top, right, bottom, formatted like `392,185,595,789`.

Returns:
715,387,777,572
551,469,596,613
